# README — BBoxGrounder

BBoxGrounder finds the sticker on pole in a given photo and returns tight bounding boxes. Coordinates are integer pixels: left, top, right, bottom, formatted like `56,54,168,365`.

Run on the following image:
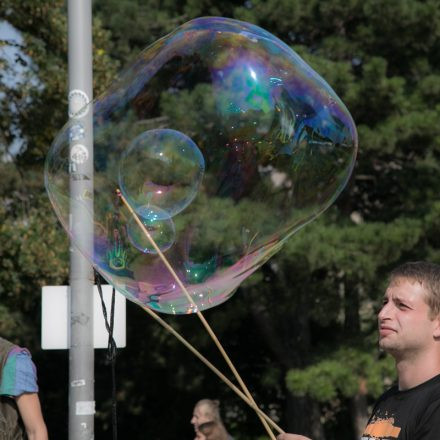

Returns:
70,144,89,164
76,401,95,416
69,123,85,142
68,89,90,118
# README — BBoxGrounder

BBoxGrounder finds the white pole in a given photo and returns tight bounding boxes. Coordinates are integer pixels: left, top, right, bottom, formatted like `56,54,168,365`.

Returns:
67,1,94,438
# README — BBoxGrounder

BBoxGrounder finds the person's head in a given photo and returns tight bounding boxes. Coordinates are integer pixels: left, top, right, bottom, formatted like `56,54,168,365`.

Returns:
388,261,440,318
191,399,228,440
191,399,222,428
378,261,440,358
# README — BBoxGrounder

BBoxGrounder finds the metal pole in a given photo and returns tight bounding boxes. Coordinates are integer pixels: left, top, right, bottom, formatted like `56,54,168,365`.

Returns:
68,1,94,439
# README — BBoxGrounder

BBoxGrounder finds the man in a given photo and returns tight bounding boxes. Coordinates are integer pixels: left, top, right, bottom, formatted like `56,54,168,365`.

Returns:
0,337,48,440
191,398,233,440
277,261,440,440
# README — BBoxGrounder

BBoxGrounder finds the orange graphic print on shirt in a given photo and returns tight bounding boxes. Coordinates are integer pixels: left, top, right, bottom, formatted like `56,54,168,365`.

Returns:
362,417,401,439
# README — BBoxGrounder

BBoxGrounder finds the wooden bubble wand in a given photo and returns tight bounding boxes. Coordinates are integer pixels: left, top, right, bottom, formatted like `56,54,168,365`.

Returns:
116,189,280,439
138,303,284,434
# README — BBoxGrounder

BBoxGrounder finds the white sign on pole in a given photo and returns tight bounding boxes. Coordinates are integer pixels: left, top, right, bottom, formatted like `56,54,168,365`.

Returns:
41,285,126,349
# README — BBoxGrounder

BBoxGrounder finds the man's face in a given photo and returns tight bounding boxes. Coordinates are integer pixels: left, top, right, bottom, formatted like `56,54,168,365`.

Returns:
378,277,440,358
190,404,212,438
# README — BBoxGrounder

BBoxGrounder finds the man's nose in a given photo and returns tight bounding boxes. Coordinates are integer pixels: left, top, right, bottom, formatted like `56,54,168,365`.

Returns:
378,303,391,321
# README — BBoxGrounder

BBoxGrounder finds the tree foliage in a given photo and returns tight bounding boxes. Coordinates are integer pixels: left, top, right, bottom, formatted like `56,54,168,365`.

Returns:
1,0,439,439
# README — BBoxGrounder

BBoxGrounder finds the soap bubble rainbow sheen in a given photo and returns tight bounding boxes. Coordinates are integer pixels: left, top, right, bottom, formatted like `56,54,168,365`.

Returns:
45,17,358,314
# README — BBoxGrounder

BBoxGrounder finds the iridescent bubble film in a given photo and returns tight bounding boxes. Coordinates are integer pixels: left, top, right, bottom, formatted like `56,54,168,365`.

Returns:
45,17,358,314
119,128,205,219
126,205,176,254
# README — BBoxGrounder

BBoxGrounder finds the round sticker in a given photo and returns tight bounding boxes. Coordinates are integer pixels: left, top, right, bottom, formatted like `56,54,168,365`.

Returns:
70,144,89,164
69,123,85,142
68,89,90,118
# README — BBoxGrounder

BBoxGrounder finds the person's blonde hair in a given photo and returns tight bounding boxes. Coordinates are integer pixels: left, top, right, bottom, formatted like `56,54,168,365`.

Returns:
389,261,440,318
194,399,222,423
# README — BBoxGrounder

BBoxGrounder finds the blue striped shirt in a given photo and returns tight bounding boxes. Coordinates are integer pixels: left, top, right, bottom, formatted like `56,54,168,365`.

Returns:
0,346,38,397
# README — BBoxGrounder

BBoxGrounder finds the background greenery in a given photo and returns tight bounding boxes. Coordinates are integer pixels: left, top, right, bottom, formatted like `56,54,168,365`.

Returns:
1,0,439,438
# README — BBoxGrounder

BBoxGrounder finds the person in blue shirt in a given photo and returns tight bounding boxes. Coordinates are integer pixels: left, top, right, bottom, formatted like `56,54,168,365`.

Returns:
0,337,48,440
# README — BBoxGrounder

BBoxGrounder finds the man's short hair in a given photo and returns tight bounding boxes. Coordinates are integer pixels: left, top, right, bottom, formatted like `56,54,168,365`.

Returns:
389,261,440,318
194,399,222,423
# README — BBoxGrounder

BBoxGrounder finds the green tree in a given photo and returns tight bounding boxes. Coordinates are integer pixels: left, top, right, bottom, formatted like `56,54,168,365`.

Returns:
2,1,440,439
0,0,118,436
227,0,440,438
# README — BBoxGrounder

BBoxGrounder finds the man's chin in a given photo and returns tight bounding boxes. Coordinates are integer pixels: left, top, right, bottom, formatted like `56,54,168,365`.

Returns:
379,338,393,350
379,339,401,355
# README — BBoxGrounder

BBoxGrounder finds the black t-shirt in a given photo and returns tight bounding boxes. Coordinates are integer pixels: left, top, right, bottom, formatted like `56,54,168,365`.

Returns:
362,374,440,439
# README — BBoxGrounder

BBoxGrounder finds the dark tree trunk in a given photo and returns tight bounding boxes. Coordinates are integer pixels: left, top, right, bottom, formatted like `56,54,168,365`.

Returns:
344,282,369,439
349,380,369,439
286,392,326,440
248,268,326,440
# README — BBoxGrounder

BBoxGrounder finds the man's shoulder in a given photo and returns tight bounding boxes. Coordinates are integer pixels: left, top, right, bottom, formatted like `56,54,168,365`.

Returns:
372,375,440,415
411,374,440,399
366,376,440,438
378,374,440,400
422,374,440,404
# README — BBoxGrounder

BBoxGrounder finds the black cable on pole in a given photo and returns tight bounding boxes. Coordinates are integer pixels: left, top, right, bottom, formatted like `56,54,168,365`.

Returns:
95,271,118,440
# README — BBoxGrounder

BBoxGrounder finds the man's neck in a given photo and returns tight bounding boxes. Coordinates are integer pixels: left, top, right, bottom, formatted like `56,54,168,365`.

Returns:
395,351,440,390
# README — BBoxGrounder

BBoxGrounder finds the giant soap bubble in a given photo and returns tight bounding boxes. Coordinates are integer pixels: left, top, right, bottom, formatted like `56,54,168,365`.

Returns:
45,17,358,314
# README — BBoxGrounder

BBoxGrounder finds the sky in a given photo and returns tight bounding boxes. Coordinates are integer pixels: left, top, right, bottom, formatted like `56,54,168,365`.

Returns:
0,19,42,157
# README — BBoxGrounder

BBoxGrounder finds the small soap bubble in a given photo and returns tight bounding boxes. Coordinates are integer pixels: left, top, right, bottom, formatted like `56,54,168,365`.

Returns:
126,205,176,254
119,129,205,219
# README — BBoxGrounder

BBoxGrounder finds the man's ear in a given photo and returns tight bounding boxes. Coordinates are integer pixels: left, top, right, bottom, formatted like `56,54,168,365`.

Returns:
433,315,440,339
